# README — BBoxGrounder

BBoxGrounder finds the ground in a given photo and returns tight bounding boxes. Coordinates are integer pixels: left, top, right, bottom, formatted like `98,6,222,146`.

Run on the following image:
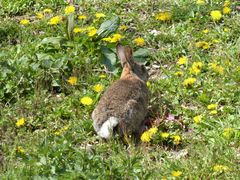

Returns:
0,0,240,179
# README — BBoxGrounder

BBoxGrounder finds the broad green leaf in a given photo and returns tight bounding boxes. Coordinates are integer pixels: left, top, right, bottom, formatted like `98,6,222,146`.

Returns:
101,46,117,71
133,48,149,63
40,37,64,46
97,16,120,39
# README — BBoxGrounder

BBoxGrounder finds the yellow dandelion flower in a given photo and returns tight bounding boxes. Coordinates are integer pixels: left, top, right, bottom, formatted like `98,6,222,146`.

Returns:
210,10,222,21
189,62,203,75
224,1,230,7
80,96,93,106
36,12,44,19
195,41,210,50
119,25,128,31
223,128,234,138
43,8,52,13
146,81,151,88
155,12,171,21
207,103,217,110
182,77,196,87
175,71,184,77
210,110,218,115
209,63,224,74
16,118,25,127
193,115,202,124
111,34,123,42
102,37,113,42
93,84,104,93
88,29,97,37
20,19,30,25
48,16,62,25
223,7,231,14
141,131,151,143
202,29,209,34
67,76,77,85
196,0,206,5
172,170,182,177
224,27,229,32
99,74,107,78
95,13,106,19
54,130,61,135
177,56,188,65
78,15,87,20
172,135,181,145
65,5,75,15
17,146,25,153
73,27,85,33
148,127,158,135
161,132,170,139
213,165,229,172
133,37,145,46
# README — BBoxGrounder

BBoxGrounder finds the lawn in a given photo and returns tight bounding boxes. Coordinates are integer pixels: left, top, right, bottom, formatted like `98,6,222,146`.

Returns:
0,0,240,179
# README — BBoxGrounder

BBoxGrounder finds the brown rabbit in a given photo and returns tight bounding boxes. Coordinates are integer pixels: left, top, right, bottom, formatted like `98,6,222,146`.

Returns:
92,44,149,139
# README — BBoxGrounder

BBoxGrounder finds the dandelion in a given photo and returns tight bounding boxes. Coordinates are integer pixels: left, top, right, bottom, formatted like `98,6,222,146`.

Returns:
43,8,52,13
119,25,127,31
78,15,87,20
175,71,184,77
207,103,217,110
16,118,25,127
155,12,171,21
202,29,209,34
223,128,234,138
193,115,202,124
195,41,210,50
210,110,218,115
95,13,106,19
36,12,44,19
189,62,203,75
146,81,151,88
182,77,196,87
133,37,145,46
17,146,25,153
54,125,69,135
148,127,158,135
209,63,224,74
80,96,93,106
20,19,30,25
196,0,206,5
172,170,182,177
161,132,170,139
65,5,75,15
224,27,229,32
141,131,151,142
172,135,181,145
213,164,229,172
88,28,97,37
177,56,188,65
223,7,231,14
73,27,85,34
102,34,123,43
210,10,222,21
99,74,107,78
48,16,62,25
93,84,104,93
67,76,77,85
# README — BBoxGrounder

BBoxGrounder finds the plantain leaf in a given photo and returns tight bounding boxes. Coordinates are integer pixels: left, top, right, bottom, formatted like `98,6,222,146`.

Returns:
97,16,120,39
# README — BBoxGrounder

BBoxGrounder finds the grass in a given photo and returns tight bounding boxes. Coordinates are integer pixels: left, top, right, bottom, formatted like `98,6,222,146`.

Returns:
0,0,240,179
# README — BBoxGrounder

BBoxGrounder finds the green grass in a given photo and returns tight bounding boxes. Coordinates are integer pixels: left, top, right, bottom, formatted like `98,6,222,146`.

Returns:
0,0,240,179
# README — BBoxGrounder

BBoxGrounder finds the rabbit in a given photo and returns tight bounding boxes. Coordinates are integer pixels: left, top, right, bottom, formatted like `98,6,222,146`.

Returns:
92,44,149,139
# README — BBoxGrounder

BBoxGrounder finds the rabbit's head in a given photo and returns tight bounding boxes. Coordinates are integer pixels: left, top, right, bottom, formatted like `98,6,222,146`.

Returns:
116,44,149,82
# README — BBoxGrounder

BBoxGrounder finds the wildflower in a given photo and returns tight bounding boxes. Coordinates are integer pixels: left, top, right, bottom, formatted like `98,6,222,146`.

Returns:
223,7,231,14
148,127,158,135
213,165,229,172
102,34,123,43
133,37,145,46
80,96,93,106
20,19,30,25
172,170,182,177
224,28,229,32
146,81,151,88
210,110,218,115
207,103,217,110
202,29,209,34
43,8,52,13
73,27,85,33
209,63,224,74
155,12,171,21
67,76,77,85
54,125,69,135
175,71,184,77
196,0,206,5
16,118,25,127
210,10,222,21
182,77,196,87
95,13,106,19
36,12,44,19
193,115,202,124
17,146,25,153
161,132,170,139
88,28,97,37
93,84,104,93
99,74,107,78
172,135,181,145
189,62,203,75
223,128,234,138
195,41,210,50
65,5,75,15
119,25,127,31
48,16,62,25
141,131,151,142
177,56,188,65
78,15,87,20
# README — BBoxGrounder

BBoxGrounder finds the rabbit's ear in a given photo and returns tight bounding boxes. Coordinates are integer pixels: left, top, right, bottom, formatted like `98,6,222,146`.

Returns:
116,44,133,67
